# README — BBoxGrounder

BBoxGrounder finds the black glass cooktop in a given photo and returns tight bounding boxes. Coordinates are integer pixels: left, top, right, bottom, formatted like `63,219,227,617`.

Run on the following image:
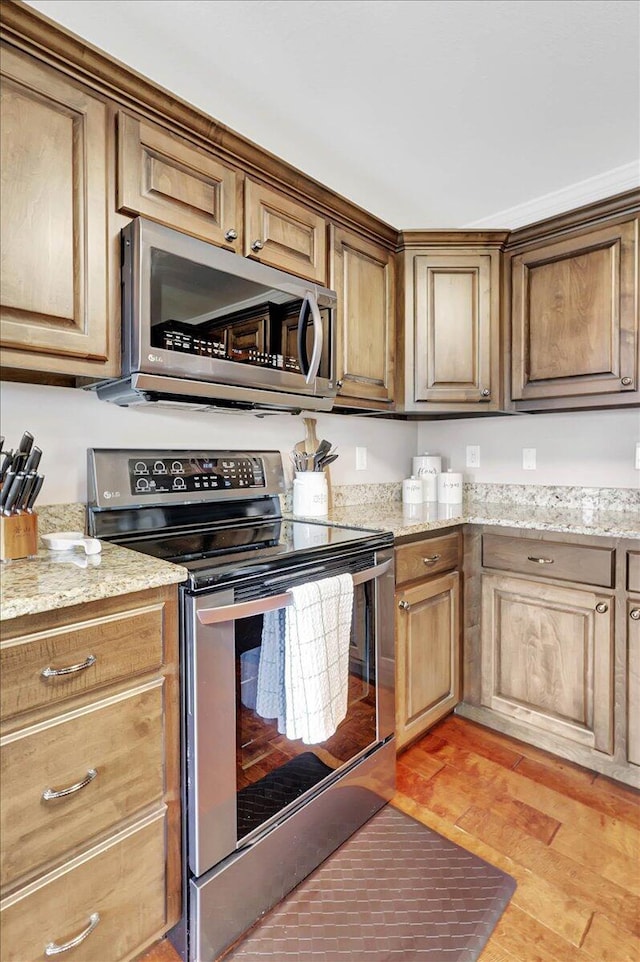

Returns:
112,518,391,590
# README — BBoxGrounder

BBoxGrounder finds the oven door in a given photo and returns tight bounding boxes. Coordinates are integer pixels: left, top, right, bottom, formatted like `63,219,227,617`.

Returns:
184,549,394,878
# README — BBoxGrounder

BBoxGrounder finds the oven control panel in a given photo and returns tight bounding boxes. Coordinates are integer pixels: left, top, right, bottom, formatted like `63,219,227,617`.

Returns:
127,456,265,495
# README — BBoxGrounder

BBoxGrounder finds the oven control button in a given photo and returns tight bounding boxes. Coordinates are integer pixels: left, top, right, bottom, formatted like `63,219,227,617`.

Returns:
172,477,186,490
133,461,148,475
171,461,184,474
154,460,166,474
135,477,150,491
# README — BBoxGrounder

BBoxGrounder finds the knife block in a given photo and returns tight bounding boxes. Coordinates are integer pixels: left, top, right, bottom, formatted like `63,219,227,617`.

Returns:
0,512,38,563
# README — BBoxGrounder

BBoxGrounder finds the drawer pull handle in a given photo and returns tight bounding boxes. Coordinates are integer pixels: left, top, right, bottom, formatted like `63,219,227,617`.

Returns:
422,555,441,565
631,609,640,621
595,602,608,614
45,912,100,956
42,768,97,801
398,600,411,611
527,556,554,565
41,655,96,678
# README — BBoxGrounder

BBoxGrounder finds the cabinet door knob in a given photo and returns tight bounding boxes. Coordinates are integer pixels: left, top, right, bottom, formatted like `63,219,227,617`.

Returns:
481,388,491,397
336,379,344,388
398,600,411,611
422,554,441,565
621,376,632,386
595,602,608,614
224,228,238,242
251,239,264,252
630,608,640,620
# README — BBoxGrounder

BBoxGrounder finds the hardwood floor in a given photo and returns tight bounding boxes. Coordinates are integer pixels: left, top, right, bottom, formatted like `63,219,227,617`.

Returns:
140,716,640,962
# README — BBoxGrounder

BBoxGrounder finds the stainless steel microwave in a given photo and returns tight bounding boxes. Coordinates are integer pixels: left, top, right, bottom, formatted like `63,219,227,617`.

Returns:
93,218,337,414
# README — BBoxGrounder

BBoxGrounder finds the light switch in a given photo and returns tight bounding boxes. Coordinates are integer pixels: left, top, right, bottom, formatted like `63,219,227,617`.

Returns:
522,448,537,470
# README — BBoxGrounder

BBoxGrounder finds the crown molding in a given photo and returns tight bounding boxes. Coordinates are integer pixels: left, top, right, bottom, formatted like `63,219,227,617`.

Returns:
465,162,640,229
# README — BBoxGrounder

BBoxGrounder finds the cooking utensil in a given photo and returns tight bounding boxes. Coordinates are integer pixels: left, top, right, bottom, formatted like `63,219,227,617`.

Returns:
26,475,44,511
17,431,34,456
0,469,17,510
2,472,26,515
18,472,38,511
42,531,102,555
24,446,42,474
318,453,338,470
0,451,13,481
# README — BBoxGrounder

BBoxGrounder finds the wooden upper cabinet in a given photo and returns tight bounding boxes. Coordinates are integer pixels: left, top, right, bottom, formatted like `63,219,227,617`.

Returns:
244,179,327,284
397,234,506,414
510,214,639,409
117,112,241,250
330,227,395,407
0,45,118,377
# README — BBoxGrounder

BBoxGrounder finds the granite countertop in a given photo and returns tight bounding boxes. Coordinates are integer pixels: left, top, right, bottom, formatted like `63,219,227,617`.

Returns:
0,541,188,622
315,499,640,541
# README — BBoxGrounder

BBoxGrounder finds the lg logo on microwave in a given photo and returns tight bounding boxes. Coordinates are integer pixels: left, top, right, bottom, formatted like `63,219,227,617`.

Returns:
103,491,121,500
148,353,164,363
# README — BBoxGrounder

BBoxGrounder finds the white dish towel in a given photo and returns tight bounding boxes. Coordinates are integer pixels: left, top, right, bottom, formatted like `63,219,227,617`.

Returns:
256,574,354,745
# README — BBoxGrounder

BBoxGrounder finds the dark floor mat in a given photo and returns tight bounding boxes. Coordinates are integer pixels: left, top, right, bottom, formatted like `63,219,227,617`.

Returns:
224,804,516,961
237,752,334,838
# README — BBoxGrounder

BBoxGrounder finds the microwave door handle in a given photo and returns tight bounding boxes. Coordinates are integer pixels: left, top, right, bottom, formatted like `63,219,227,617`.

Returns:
196,559,392,625
297,292,324,385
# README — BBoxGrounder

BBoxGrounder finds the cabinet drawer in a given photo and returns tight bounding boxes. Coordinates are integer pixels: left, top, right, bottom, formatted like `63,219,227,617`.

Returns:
0,810,166,962
0,681,163,889
0,602,165,722
395,532,460,586
482,534,614,588
628,551,640,592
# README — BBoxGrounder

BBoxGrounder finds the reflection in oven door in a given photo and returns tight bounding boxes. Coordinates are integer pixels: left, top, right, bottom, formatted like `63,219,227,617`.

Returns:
185,560,389,881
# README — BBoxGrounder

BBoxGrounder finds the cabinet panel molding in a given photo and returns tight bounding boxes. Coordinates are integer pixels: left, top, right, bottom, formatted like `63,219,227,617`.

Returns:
481,574,614,754
330,226,395,406
244,179,327,283
117,112,241,249
0,44,116,374
628,597,640,767
511,218,639,404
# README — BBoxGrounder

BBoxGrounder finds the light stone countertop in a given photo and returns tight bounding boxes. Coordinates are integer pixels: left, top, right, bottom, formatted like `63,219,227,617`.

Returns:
0,541,188,622
300,499,640,542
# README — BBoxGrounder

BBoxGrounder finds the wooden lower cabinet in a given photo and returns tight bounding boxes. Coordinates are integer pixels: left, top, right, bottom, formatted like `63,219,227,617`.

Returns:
0,811,166,962
0,585,180,962
396,569,460,750
628,597,640,767
481,573,614,754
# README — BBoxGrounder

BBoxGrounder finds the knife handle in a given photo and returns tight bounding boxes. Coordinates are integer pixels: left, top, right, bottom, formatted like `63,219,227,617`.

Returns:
24,447,42,474
3,472,26,515
18,431,34,455
26,474,44,511
19,473,37,511
0,469,16,509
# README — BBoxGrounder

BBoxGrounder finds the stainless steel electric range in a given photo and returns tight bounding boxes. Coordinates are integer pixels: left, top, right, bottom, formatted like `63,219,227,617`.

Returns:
87,449,396,962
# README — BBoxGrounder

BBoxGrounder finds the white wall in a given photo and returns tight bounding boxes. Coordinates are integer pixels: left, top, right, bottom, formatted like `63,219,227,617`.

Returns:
418,409,640,489
0,382,418,504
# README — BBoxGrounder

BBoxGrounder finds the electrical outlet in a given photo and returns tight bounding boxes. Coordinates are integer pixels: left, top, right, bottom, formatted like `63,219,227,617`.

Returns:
355,446,367,470
466,445,480,468
636,442,640,470
522,448,537,470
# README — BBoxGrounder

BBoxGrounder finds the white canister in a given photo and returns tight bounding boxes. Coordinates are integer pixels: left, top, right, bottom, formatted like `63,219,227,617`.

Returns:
437,470,463,505
402,476,423,505
292,472,328,517
413,454,442,502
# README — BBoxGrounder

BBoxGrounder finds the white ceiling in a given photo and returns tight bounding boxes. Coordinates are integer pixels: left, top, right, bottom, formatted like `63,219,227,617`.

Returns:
26,0,640,227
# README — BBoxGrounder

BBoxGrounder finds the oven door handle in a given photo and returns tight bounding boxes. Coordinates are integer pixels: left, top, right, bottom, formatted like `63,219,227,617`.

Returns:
196,558,392,625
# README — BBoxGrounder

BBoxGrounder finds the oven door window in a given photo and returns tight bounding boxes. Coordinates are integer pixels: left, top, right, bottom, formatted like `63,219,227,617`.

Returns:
235,579,376,844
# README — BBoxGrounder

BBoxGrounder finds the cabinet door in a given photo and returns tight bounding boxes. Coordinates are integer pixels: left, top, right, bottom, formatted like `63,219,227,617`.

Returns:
628,598,640,767
117,112,241,249
244,178,327,283
511,219,639,403
0,45,117,376
395,571,460,751
413,253,497,404
481,574,614,753
330,227,395,407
